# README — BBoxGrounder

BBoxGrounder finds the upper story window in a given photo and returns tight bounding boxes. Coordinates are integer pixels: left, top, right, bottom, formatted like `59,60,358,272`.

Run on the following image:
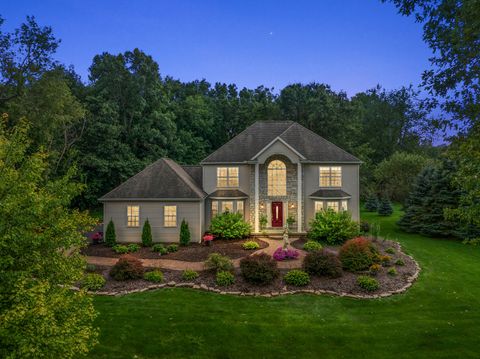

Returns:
217,167,239,188
319,166,342,187
127,205,140,227
268,160,287,196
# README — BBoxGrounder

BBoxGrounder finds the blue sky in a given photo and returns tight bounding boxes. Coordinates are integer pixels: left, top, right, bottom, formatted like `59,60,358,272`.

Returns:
2,0,432,96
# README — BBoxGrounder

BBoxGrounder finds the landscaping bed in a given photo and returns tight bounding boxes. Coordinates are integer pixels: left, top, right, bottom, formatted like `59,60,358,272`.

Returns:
82,238,268,262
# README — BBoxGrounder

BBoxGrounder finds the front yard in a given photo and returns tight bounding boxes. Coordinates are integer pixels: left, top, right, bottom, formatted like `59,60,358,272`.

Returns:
89,205,480,358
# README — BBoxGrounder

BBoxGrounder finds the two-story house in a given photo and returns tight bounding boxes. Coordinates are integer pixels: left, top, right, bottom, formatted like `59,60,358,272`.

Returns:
100,121,361,242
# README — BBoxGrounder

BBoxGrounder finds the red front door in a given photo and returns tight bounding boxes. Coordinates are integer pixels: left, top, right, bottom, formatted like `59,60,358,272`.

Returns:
271,202,283,227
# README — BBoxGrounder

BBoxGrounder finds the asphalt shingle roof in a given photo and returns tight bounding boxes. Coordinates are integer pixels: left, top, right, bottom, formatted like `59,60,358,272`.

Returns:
208,189,249,198
309,189,352,198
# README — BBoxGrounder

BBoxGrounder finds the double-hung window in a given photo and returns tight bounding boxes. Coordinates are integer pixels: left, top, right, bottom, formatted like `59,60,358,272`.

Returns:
164,205,177,227
127,206,140,227
236,201,244,216
211,201,219,217
314,201,324,213
221,201,233,213
217,167,239,188
326,201,339,212
319,166,342,187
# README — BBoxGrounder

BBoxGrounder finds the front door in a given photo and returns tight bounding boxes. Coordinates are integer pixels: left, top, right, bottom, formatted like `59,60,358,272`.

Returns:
271,202,283,227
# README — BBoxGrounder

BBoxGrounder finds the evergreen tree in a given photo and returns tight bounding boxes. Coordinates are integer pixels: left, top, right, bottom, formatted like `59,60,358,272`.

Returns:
142,218,153,247
105,219,116,247
377,198,393,216
180,219,191,246
364,195,379,212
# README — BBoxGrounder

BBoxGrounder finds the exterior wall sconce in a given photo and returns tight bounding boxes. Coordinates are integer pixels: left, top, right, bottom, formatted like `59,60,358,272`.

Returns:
289,202,295,209
260,202,265,209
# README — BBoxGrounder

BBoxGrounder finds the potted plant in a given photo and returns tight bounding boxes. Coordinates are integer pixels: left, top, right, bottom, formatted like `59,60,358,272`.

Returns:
203,233,214,246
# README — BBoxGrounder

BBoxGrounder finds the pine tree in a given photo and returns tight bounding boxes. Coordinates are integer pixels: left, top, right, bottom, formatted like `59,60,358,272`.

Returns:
142,218,153,247
377,198,393,216
105,219,116,247
364,195,379,212
180,219,191,246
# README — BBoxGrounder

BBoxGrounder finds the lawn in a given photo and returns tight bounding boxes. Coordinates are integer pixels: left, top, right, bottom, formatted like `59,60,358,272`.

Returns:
90,206,480,358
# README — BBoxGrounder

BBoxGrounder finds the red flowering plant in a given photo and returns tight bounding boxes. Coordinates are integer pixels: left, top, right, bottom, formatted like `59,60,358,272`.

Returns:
203,233,214,246
91,231,103,244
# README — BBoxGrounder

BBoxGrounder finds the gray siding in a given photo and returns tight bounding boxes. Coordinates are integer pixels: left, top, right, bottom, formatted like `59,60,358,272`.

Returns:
103,201,203,243
202,164,251,195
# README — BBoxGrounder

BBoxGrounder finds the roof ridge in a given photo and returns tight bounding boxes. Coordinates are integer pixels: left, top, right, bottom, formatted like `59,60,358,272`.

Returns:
164,158,205,198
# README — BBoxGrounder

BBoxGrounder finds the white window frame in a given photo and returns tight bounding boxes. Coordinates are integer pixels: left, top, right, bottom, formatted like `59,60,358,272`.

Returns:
268,160,287,196
341,200,348,211
217,167,239,188
164,205,177,227
236,200,244,216
211,201,219,217
319,166,342,187
326,201,339,212
221,201,233,213
314,201,324,213
127,205,140,227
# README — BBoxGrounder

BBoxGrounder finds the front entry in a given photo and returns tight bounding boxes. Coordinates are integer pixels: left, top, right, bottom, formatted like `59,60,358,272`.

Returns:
271,202,283,227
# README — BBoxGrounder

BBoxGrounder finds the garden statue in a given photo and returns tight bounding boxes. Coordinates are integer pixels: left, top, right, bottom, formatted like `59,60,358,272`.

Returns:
282,226,290,249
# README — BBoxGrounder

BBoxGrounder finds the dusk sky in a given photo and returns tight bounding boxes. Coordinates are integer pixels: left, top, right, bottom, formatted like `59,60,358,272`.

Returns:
2,0,432,96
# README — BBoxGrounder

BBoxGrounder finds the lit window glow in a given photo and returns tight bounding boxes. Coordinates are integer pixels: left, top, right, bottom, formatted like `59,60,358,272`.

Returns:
221,201,233,213
127,206,140,227
319,166,342,187
268,160,287,196
314,201,324,213
164,205,177,227
327,201,339,212
217,167,239,187
211,201,218,217
236,201,244,216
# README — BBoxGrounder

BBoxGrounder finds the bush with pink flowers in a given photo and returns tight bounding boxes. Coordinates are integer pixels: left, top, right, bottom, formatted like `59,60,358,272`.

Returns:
273,247,299,261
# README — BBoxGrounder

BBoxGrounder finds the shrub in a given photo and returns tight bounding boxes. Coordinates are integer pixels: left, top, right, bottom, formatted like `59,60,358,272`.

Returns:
180,219,191,246
240,253,279,285
388,268,397,276
127,243,140,253
273,247,299,261
167,244,178,253
109,255,144,280
85,263,97,273
377,198,393,216
302,249,343,278
243,240,260,250
81,273,106,291
284,270,310,286
307,209,359,245
357,276,379,292
360,221,370,233
143,270,164,283
210,212,251,239
364,196,378,212
303,240,323,252
204,253,234,273
105,219,116,247
385,247,395,254
182,269,199,281
112,244,129,254
369,263,382,276
380,255,392,266
216,270,235,286
395,259,405,266
142,219,153,247
152,244,168,255
339,237,378,272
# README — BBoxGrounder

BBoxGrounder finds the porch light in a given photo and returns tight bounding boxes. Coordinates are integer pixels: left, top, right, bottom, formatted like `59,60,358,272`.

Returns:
290,203,295,209
260,202,265,209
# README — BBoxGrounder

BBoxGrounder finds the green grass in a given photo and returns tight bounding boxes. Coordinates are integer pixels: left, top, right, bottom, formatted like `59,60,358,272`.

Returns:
90,205,480,358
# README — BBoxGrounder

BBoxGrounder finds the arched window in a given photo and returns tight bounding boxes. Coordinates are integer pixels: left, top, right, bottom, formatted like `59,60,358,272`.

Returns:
268,160,286,196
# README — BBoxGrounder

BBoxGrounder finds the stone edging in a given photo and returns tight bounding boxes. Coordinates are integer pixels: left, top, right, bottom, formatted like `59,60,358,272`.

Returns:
78,242,421,300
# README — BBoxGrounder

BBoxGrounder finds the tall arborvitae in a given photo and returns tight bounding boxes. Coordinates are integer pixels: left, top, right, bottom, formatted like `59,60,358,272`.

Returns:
142,218,153,247
105,219,116,247
377,198,393,216
364,195,379,212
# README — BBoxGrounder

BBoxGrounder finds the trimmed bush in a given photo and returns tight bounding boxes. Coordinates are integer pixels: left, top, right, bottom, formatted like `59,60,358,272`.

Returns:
216,270,235,286
152,244,168,255
180,219,191,246
380,255,392,266
182,269,199,281
240,253,279,285
142,219,153,247
112,244,129,254
109,255,144,281
242,240,260,250
388,268,397,276
307,209,359,245
303,240,323,252
105,219,116,247
339,237,378,272
284,270,310,286
357,276,379,292
127,243,140,253
81,273,106,291
143,270,164,283
364,196,379,212
395,259,405,266
303,249,343,278
204,253,234,273
377,198,393,216
369,263,382,276
385,247,395,254
167,244,178,253
210,212,251,239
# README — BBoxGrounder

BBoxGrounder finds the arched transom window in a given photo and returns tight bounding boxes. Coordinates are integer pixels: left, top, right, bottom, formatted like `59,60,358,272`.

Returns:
268,160,287,196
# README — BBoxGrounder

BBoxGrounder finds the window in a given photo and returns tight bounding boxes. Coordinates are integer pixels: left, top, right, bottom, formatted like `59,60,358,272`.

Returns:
217,167,239,188
127,206,140,227
211,201,218,217
314,201,324,213
221,201,233,213
341,200,348,211
268,160,287,196
326,201,339,212
236,201,244,216
319,166,342,187
164,205,177,227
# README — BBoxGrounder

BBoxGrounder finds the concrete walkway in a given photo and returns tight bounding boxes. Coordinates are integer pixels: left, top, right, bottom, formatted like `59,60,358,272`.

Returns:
86,237,306,271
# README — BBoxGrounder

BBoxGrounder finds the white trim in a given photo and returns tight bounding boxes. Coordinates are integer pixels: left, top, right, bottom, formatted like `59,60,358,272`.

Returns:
309,196,351,200
250,137,306,161
297,162,302,232
254,163,259,233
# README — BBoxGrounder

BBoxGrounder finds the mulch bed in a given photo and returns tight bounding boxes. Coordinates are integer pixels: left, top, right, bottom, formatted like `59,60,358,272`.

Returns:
81,238,268,262
85,238,418,296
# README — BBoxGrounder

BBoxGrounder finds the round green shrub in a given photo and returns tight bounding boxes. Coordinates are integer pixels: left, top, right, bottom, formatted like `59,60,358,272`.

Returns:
369,263,382,276
307,209,359,245
395,259,405,266
85,263,97,273
81,273,106,291
388,268,397,276
209,212,251,239
357,275,379,292
112,244,129,254
182,269,199,281
239,253,279,285
339,237,378,272
216,271,235,286
127,243,140,253
204,253,234,273
385,247,395,254
284,270,310,286
302,249,343,278
143,270,164,283
152,244,168,255
242,240,260,250
167,244,178,253
109,255,144,281
303,240,323,252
